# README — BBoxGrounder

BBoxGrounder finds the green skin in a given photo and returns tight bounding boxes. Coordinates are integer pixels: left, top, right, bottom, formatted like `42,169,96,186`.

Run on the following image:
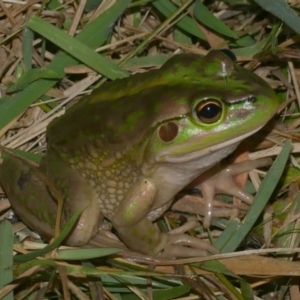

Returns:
0,50,279,258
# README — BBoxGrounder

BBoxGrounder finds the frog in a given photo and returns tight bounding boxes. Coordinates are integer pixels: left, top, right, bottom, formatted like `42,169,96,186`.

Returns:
0,50,278,258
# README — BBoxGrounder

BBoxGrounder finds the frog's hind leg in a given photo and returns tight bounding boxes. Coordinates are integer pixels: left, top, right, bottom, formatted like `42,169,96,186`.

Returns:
0,153,103,247
40,151,103,246
0,156,58,241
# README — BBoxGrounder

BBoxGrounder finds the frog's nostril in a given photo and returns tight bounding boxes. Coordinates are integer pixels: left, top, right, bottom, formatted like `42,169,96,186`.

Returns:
158,121,179,142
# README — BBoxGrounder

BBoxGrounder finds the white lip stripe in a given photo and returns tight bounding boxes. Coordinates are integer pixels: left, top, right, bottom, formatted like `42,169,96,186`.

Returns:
163,124,265,163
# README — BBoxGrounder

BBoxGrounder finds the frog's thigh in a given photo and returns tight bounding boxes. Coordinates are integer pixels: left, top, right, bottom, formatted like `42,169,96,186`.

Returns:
0,156,57,240
41,152,103,246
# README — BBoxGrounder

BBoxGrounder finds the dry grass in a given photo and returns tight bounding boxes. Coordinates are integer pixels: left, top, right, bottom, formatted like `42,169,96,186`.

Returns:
1,0,300,299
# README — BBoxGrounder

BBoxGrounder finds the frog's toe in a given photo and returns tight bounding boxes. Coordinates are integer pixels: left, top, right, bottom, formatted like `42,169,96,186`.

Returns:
214,157,273,204
160,233,219,258
89,230,127,249
168,218,200,235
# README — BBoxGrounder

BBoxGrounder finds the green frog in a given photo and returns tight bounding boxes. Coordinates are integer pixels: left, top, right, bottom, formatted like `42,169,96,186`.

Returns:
0,50,278,258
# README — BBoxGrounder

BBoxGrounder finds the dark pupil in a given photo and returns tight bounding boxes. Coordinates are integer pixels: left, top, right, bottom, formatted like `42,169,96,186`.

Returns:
199,103,221,119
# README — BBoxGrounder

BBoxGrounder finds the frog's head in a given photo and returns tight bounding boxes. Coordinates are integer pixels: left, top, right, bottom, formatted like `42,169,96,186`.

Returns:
49,50,278,173
141,50,278,166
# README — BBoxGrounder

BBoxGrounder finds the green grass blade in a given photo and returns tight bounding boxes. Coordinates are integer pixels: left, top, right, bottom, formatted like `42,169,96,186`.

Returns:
213,219,240,250
152,0,206,40
13,210,81,262
7,68,60,93
0,221,13,300
22,27,34,72
27,16,129,80
194,0,238,39
0,0,131,131
254,0,300,35
55,248,122,260
151,285,191,300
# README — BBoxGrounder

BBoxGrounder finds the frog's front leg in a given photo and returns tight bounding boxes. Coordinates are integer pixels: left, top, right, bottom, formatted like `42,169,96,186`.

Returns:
111,179,218,258
196,157,273,228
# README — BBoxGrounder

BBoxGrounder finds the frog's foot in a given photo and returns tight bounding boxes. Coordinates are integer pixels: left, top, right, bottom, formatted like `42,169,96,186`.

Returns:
159,232,219,258
89,227,218,259
89,230,127,250
172,194,249,219
168,218,200,235
115,217,219,258
197,157,273,228
160,219,219,257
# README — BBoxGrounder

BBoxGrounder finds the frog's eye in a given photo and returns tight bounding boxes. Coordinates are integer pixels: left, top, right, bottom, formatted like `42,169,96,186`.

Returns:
194,99,223,124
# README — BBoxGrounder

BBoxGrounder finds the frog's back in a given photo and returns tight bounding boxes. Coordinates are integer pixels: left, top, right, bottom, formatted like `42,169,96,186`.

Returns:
47,54,208,152
47,52,259,152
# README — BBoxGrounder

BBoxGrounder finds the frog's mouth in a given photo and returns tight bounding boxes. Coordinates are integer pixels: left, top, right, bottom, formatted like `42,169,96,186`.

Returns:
158,124,265,163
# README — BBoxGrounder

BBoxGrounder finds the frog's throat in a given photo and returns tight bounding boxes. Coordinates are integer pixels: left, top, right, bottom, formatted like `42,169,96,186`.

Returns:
158,124,265,163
